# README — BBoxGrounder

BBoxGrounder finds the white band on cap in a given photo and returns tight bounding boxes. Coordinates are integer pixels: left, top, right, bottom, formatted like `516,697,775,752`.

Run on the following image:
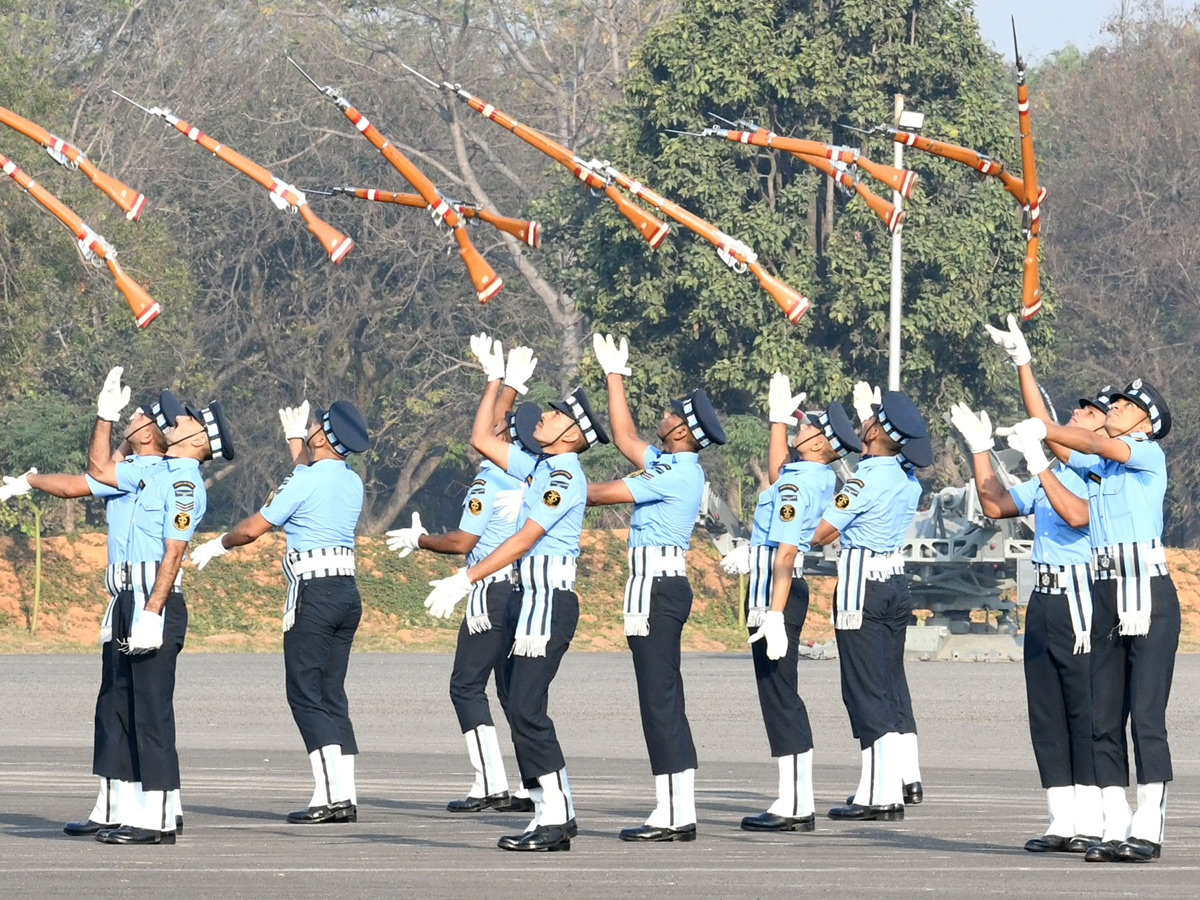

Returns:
565,394,598,447
681,396,711,448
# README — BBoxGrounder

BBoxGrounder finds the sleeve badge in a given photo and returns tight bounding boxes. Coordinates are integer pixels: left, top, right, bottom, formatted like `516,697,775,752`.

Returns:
173,512,192,530
779,504,796,521
468,497,483,515
834,493,851,510
542,489,562,508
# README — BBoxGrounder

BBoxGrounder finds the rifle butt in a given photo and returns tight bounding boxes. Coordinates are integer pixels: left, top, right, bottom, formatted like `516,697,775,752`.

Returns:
1020,236,1041,319
854,185,904,234
605,186,669,248
748,260,809,323
857,157,917,199
83,163,147,220
105,257,161,327
299,205,354,263
454,228,504,303
474,208,541,247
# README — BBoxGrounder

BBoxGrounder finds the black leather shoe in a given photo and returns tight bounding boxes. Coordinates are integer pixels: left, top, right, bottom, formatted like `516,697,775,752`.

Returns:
494,794,536,813
1116,838,1161,862
176,815,183,835
741,812,815,832
1024,834,1071,852
904,782,923,805
448,791,511,812
498,823,571,851
619,823,697,842
286,800,353,824
1084,839,1123,862
95,825,175,845
64,819,109,836
827,803,904,821
1067,834,1100,853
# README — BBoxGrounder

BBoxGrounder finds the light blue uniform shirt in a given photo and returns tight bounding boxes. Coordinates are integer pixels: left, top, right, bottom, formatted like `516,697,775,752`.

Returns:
505,449,586,558
87,455,168,565
821,455,914,550
122,457,207,564
261,459,363,553
1069,436,1166,547
1009,464,1091,566
459,460,523,567
622,447,703,549
758,461,837,549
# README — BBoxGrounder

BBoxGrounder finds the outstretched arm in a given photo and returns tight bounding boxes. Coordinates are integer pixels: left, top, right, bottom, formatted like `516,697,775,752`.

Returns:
606,373,651,467
220,512,275,549
588,480,636,507
420,529,481,555
27,472,92,498
86,418,119,486
470,379,512,470
465,519,545,581
1042,421,1131,464
767,422,790,484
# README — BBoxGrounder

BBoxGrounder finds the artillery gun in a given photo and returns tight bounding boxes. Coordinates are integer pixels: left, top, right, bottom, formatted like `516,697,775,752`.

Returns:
697,438,1035,661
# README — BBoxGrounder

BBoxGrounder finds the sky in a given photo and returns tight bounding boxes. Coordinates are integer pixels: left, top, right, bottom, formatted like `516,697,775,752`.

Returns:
974,0,1195,61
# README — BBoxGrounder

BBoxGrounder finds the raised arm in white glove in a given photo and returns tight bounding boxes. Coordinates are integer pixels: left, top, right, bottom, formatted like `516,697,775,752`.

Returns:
385,511,428,558
96,366,131,422
591,333,632,377
470,333,506,382
494,488,524,523
852,381,881,425
997,418,1051,476
0,468,37,503
190,534,230,570
721,543,752,576
748,609,788,660
949,403,994,454
123,610,164,655
279,400,311,441
504,346,538,395
984,314,1032,367
425,567,472,619
767,371,807,425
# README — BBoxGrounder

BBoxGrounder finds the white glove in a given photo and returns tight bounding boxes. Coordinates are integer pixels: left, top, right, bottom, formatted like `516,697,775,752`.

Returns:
721,543,751,575
504,346,539,395
949,403,994,454
96,366,131,422
470,332,506,382
852,381,881,425
190,534,230,570
279,400,311,441
385,511,428,558
425,567,472,619
591,333,632,377
123,610,164,655
0,468,36,502
748,609,788,660
985,314,1032,367
494,488,524,523
768,371,806,425
997,418,1051,476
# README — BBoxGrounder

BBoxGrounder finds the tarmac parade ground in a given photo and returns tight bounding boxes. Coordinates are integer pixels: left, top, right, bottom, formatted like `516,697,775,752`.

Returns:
2,652,1199,899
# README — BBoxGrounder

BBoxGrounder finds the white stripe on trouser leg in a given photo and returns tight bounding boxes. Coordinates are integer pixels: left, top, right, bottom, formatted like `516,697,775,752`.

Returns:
1100,785,1132,842
88,777,117,825
463,730,487,798
1074,784,1103,837
1045,785,1075,838
308,745,343,806
1130,782,1166,843
767,751,813,817
898,732,921,785
115,779,138,826
524,787,543,833
336,754,357,806
853,748,874,806
536,770,570,826
768,754,799,817
476,725,510,797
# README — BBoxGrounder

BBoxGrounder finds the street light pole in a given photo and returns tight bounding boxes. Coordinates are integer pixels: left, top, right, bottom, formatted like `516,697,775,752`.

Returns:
888,93,904,391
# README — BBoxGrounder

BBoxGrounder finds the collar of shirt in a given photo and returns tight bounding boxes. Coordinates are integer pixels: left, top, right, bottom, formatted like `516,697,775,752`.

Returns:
854,454,900,472
779,459,828,478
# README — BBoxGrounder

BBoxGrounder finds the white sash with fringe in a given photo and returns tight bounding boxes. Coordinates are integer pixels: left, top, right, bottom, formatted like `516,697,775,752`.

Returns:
465,568,514,634
745,545,806,628
282,546,356,632
832,547,904,630
512,555,577,658
622,545,687,636
1092,539,1168,636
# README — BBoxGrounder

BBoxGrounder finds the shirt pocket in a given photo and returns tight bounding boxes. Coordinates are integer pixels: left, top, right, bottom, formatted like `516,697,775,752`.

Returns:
133,495,167,543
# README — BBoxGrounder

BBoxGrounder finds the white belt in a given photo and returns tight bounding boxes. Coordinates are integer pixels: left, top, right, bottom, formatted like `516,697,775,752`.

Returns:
116,560,183,592
1092,540,1168,581
1032,561,1091,594
288,546,356,579
833,547,903,631
862,550,905,580
627,544,688,578
476,567,514,586
516,555,577,592
1031,561,1093,654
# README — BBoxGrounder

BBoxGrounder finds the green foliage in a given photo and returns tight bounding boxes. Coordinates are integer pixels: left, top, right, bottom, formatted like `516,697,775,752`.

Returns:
543,0,1055,444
